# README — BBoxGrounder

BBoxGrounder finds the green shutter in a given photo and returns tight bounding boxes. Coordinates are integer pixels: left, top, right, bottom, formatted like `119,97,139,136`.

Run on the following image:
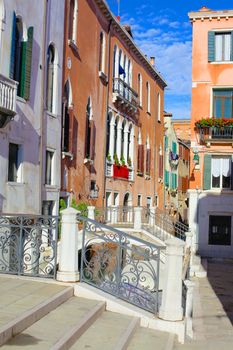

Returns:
203,154,211,190
164,136,168,150
20,27,34,100
10,12,16,79
165,170,169,187
208,31,215,62
172,141,177,154
171,173,177,190
19,41,27,98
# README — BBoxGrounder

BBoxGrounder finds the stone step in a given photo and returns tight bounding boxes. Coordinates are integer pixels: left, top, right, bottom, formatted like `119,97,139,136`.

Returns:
0,277,73,346
127,327,174,350
70,311,139,350
2,297,105,349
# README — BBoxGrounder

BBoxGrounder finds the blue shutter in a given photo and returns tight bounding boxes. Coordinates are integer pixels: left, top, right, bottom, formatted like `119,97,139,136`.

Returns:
10,12,17,79
208,31,215,62
164,136,168,150
203,154,211,190
172,141,177,154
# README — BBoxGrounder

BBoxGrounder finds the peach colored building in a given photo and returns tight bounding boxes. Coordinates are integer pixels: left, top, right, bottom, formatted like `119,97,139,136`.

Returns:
188,6,233,257
61,0,166,210
172,120,191,142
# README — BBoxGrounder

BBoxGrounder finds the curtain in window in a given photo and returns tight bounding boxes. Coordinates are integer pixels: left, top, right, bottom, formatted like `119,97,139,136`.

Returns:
224,34,231,61
215,34,222,61
212,157,221,177
222,158,231,177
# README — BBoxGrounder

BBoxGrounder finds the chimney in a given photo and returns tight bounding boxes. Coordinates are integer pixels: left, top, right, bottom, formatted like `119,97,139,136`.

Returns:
116,15,120,22
150,56,155,66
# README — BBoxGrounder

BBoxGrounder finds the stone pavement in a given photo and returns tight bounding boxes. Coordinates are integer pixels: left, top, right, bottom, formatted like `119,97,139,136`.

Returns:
174,259,233,349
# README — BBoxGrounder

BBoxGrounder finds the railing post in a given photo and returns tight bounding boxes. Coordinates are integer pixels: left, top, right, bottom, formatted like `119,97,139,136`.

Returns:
87,206,95,220
184,279,195,338
57,207,80,282
134,206,142,230
159,238,185,321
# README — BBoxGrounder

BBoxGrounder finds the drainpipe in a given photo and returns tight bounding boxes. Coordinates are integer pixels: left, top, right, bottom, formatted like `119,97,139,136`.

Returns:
39,0,48,214
102,19,112,208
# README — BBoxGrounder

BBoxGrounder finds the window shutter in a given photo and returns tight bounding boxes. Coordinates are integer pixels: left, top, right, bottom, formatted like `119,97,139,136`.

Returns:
90,120,96,161
208,31,215,62
23,27,34,100
146,149,151,175
10,12,17,79
19,41,27,98
203,154,211,190
137,145,144,173
165,170,169,187
164,136,168,150
172,141,177,154
231,31,233,61
159,155,163,178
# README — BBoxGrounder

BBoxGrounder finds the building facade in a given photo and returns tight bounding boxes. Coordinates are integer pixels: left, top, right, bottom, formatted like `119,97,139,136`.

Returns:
0,0,64,215
61,0,166,210
188,6,233,257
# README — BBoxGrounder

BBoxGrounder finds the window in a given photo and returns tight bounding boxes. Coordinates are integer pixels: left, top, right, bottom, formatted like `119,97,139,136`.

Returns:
90,180,98,198
145,137,151,176
159,146,163,178
208,31,233,62
137,195,142,206
146,82,150,113
157,92,161,122
85,97,95,160
209,215,231,245
46,44,56,113
68,0,78,43
62,81,72,152
8,143,22,182
10,13,34,99
42,201,54,216
45,150,54,185
137,74,142,107
215,32,231,62
213,89,233,119
99,32,105,72
211,156,231,189
113,192,119,205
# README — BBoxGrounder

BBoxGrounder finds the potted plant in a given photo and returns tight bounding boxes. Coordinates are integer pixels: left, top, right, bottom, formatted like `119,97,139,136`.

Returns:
120,155,126,167
106,153,112,162
113,153,120,166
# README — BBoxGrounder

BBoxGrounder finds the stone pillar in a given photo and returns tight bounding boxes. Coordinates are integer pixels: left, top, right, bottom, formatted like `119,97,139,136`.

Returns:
149,206,156,226
57,207,80,282
184,279,195,338
110,205,118,224
87,206,95,220
187,190,200,254
116,123,122,160
134,207,142,230
109,119,115,159
159,238,185,321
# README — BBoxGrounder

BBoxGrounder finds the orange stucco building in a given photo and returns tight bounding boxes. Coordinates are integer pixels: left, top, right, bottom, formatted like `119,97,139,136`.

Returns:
188,6,233,257
61,0,166,210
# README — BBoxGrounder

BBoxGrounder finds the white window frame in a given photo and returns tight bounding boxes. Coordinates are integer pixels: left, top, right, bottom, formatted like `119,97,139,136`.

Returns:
214,31,231,62
211,156,231,190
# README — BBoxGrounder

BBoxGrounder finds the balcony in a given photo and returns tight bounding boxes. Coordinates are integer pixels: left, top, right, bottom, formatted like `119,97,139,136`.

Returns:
112,78,139,115
113,164,129,180
199,126,233,146
0,74,18,128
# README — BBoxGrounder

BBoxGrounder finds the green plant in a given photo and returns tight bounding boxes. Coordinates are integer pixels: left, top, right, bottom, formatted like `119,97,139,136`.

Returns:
106,153,111,162
113,153,120,166
195,117,233,128
120,155,125,166
71,199,88,217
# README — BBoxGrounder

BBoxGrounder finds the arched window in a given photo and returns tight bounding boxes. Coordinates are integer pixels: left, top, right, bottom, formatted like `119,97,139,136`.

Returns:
138,74,142,107
69,0,78,43
85,97,95,161
146,81,150,113
121,120,126,160
114,116,118,156
62,80,72,153
137,129,144,174
99,31,105,72
146,136,151,175
46,44,56,113
10,13,34,99
113,45,117,78
157,92,161,122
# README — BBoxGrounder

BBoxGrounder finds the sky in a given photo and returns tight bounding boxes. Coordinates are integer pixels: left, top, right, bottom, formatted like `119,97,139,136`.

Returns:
107,0,233,119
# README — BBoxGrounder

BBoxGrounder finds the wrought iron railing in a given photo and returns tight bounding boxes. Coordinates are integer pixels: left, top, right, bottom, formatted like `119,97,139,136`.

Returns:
113,78,139,109
78,215,165,314
142,207,189,241
199,126,233,142
95,206,134,227
0,214,58,278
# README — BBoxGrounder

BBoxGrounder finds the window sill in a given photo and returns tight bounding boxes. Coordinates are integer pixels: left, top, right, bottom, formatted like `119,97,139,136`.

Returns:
84,158,93,165
68,39,78,53
62,151,73,160
45,110,57,119
98,71,108,84
16,96,26,104
210,61,233,65
45,184,58,190
7,181,24,186
146,111,151,116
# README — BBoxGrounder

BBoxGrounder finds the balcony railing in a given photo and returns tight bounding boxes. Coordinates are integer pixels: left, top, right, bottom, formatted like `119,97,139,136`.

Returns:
112,78,139,112
0,74,18,128
105,161,134,181
199,126,233,144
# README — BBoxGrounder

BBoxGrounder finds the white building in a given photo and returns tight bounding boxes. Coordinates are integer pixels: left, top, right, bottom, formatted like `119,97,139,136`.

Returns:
0,0,64,215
